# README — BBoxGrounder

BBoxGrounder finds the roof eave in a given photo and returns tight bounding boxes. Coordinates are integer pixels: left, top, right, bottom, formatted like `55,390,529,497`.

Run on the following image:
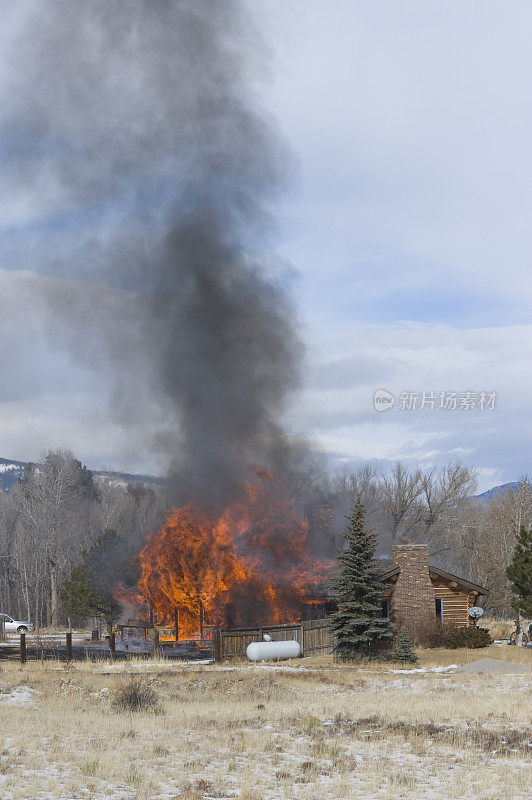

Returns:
376,564,489,596
427,565,489,596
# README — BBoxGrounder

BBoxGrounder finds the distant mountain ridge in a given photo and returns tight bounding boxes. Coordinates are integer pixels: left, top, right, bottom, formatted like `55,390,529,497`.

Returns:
0,458,28,492
0,456,524,501
0,456,162,493
474,482,521,503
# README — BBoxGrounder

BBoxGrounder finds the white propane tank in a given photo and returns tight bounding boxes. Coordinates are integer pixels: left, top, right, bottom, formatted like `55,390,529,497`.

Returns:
246,639,301,662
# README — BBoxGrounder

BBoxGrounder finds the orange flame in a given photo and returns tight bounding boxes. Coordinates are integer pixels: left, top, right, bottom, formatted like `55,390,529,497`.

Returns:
137,471,333,637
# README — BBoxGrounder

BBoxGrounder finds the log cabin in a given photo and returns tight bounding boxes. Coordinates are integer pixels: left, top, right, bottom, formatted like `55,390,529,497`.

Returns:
378,544,488,639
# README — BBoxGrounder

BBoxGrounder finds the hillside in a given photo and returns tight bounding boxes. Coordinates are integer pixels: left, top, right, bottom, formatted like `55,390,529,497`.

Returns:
0,458,29,492
0,457,162,493
475,482,520,503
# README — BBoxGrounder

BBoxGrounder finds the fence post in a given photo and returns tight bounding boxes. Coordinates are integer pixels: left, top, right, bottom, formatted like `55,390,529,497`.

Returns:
174,609,179,642
154,628,161,659
300,623,304,657
20,631,26,665
214,628,222,663
109,632,116,661
66,631,73,663
199,600,204,641
0,616,4,643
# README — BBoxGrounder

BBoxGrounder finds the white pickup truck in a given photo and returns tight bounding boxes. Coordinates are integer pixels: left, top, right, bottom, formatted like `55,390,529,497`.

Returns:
0,614,34,634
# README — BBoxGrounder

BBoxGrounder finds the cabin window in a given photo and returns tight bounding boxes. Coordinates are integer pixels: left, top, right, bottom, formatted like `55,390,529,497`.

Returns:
381,599,390,618
435,598,443,618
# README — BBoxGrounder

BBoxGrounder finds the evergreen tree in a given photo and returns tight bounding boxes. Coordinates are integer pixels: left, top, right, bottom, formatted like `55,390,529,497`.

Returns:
391,629,418,664
72,457,99,501
61,530,136,632
331,496,393,659
506,524,532,616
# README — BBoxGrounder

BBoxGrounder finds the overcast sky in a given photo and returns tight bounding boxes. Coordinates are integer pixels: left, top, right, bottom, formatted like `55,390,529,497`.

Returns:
1,1,531,491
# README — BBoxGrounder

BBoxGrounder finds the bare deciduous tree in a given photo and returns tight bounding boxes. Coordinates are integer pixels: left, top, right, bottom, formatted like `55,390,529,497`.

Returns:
0,450,165,628
379,461,424,540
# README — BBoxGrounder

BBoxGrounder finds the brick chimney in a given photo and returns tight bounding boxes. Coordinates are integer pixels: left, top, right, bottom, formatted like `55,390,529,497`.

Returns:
390,544,436,640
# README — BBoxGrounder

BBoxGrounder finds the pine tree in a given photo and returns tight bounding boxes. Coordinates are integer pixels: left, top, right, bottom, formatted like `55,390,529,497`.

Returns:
391,629,418,664
506,525,532,616
61,530,136,633
331,496,393,659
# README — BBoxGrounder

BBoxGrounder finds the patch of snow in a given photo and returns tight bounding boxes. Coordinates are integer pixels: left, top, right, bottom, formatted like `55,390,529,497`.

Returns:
250,664,326,672
0,685,36,705
95,659,214,673
389,664,458,674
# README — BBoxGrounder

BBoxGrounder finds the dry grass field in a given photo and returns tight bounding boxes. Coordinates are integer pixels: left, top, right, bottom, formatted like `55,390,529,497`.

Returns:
0,645,530,800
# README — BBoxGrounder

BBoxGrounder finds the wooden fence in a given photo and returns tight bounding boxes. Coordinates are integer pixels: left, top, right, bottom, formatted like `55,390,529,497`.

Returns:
0,620,334,663
215,618,333,661
0,632,215,663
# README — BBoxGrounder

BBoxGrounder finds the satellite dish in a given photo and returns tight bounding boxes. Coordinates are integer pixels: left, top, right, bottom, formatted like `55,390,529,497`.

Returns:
468,607,484,626
263,634,272,642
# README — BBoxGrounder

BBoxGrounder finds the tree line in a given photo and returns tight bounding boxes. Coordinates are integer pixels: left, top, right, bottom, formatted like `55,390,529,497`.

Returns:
325,462,532,614
0,450,165,627
331,495,530,661
0,449,529,628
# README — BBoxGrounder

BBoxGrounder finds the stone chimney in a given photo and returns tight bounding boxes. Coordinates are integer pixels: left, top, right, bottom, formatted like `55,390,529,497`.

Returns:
390,544,435,640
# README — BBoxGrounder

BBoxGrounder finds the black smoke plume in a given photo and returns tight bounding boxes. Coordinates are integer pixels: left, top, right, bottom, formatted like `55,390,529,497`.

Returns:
3,1,305,509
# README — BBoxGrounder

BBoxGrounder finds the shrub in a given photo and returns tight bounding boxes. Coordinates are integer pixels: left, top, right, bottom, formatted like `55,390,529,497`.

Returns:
111,677,159,713
440,624,492,649
415,621,492,648
461,625,492,648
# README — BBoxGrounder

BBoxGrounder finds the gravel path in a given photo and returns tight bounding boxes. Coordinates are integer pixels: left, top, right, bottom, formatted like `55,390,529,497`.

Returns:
457,658,531,673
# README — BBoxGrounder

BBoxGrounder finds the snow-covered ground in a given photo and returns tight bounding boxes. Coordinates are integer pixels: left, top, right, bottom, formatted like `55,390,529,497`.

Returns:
0,656,530,800
389,664,458,674
0,685,36,705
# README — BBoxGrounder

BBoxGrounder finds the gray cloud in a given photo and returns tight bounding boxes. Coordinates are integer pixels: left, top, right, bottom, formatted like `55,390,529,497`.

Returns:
308,353,397,391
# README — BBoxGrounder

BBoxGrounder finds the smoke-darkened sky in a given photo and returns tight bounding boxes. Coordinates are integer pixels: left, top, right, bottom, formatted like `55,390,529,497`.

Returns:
0,0,306,508
1,1,532,492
